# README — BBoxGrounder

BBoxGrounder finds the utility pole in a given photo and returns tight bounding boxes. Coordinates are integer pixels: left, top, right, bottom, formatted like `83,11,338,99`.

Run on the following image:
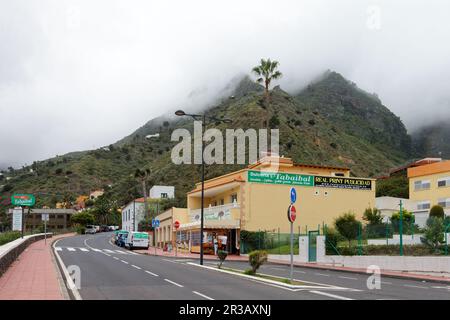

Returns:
399,199,403,256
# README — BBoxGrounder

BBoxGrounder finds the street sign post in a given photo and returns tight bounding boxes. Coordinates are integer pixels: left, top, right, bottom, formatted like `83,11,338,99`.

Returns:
288,188,297,283
174,220,180,257
152,219,160,256
11,194,35,239
42,213,49,244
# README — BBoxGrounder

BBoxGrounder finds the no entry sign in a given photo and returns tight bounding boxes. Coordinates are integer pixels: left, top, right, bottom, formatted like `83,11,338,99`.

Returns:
287,204,296,223
174,220,180,229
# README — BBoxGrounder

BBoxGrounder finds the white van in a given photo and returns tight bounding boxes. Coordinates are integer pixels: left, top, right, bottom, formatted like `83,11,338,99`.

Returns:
126,231,149,250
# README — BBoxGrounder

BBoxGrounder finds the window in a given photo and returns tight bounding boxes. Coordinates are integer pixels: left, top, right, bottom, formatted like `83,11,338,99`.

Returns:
161,193,168,198
414,180,430,191
57,215,64,219
333,172,345,177
230,194,238,203
212,201,217,207
437,177,450,188
220,199,224,206
417,201,431,210
438,198,450,208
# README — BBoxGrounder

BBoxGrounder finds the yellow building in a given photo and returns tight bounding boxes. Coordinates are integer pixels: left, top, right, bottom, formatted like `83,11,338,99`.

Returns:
408,160,450,224
159,155,375,255
154,207,187,248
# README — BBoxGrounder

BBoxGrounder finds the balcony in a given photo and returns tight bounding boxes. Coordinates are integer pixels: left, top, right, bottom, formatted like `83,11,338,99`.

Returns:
188,202,240,222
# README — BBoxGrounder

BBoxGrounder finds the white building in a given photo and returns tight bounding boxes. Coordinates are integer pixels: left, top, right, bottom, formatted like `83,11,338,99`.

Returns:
149,185,175,199
121,198,145,232
375,196,420,224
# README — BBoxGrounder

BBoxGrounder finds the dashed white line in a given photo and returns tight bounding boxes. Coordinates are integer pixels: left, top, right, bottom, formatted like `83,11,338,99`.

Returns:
145,270,159,277
164,279,184,287
294,270,306,274
113,257,119,260
131,265,141,270
104,253,111,257
121,260,129,264
339,276,358,280
403,284,428,289
115,250,127,254
67,247,76,252
192,291,214,300
104,249,114,253
79,248,89,252
315,273,330,277
310,290,353,300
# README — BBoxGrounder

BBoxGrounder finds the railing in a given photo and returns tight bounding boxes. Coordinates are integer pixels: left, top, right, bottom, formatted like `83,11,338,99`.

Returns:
188,202,240,220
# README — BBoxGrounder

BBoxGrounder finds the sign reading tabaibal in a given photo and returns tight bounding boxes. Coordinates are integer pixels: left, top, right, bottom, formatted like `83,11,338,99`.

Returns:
248,170,314,186
314,176,372,190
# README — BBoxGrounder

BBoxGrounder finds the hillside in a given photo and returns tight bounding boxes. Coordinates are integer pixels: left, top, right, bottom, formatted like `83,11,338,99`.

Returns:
0,71,413,214
411,119,450,159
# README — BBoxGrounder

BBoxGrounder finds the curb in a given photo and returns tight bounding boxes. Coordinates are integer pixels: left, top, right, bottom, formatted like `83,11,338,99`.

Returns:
49,236,71,300
52,236,82,300
268,259,450,285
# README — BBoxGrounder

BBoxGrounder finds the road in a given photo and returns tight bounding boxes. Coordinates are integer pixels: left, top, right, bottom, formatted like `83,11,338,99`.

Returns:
55,233,450,300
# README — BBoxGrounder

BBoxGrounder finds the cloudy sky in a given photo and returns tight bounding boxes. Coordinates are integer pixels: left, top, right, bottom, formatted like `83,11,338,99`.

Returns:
1,0,449,168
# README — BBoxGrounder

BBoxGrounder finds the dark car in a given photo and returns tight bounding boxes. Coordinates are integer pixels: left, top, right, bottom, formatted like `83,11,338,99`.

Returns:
117,233,128,247
99,225,110,232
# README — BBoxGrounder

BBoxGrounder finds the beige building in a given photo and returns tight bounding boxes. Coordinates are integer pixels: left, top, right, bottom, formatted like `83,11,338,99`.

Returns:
408,160,450,225
157,155,375,255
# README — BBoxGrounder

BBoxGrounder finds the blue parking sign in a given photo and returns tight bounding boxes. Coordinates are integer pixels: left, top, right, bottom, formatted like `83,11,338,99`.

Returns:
152,219,160,228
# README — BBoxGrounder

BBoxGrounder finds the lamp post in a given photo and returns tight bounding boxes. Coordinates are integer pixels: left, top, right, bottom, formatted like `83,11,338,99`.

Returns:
175,109,232,265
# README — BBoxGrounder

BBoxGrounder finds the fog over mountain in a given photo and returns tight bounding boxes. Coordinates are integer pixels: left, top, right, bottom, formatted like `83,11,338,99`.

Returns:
1,0,449,168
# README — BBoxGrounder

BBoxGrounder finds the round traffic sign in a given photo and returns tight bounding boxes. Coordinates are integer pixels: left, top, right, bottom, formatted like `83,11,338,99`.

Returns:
290,187,297,204
174,220,180,229
287,205,296,223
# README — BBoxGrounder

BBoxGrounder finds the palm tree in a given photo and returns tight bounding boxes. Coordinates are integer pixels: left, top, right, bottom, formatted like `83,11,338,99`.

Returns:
134,168,151,227
252,58,283,104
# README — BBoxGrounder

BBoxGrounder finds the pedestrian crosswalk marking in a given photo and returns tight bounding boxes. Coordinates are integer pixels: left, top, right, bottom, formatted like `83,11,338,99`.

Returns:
92,248,102,252
55,247,62,251
67,247,76,251
79,248,89,252
56,247,136,255
104,249,114,253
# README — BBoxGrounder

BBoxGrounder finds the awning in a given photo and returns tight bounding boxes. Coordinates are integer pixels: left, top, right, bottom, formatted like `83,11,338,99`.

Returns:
178,219,240,231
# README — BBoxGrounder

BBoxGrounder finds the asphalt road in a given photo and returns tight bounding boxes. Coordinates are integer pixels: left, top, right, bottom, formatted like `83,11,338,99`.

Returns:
55,233,450,300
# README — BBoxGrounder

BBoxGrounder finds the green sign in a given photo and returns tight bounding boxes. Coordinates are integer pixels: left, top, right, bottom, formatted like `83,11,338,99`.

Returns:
314,176,372,190
247,170,314,186
11,194,35,207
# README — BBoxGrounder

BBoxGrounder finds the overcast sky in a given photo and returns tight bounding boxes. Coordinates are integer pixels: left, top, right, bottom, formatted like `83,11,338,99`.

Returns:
1,0,449,168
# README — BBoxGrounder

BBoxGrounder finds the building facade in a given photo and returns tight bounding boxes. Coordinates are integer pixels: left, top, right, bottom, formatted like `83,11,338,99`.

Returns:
154,207,187,249
7,208,75,232
375,196,415,224
408,160,450,221
157,155,376,255
121,198,145,232
149,185,175,199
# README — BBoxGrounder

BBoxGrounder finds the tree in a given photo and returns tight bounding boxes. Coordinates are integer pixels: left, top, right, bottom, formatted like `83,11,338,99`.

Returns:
334,212,359,246
252,58,282,105
71,211,95,226
429,205,445,219
363,208,383,225
390,209,416,234
247,250,268,274
135,168,151,221
421,216,445,251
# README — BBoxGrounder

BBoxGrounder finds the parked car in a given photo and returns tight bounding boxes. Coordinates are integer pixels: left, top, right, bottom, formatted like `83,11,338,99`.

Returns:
94,225,100,233
117,232,128,247
100,225,109,232
85,225,97,234
126,231,149,250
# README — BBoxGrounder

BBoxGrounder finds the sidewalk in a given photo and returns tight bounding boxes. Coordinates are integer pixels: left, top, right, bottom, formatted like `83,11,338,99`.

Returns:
0,233,75,300
268,258,450,284
135,246,247,261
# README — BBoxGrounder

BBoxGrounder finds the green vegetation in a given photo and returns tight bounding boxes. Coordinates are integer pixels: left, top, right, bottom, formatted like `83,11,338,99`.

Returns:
376,175,409,198
0,231,22,246
217,250,228,269
247,250,268,275
429,205,445,219
252,58,283,105
334,212,359,246
422,217,445,252
70,211,95,226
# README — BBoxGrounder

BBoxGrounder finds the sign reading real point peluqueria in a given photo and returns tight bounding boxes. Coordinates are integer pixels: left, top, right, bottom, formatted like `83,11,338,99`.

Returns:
247,170,372,190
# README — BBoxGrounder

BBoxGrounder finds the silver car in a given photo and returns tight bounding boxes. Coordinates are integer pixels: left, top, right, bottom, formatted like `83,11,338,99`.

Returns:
85,225,97,234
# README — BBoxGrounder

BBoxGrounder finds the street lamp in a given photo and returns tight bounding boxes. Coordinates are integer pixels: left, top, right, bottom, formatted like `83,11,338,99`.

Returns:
175,109,232,265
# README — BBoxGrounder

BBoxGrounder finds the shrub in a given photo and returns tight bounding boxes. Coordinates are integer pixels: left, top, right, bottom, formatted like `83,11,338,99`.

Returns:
217,250,228,269
334,212,359,246
0,231,22,246
422,217,445,251
248,250,268,274
75,225,86,235
363,208,383,225
55,168,63,175
429,205,445,219
71,211,95,226
324,227,343,254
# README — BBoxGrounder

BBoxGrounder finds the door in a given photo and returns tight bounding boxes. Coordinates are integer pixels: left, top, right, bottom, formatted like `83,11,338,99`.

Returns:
308,230,320,262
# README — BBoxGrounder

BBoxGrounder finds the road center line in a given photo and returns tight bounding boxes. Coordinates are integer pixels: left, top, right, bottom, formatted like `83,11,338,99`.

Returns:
121,260,129,264
131,265,141,270
113,257,119,260
339,276,358,280
145,270,159,277
309,290,353,300
164,279,184,287
192,291,214,300
315,273,330,277
162,259,179,264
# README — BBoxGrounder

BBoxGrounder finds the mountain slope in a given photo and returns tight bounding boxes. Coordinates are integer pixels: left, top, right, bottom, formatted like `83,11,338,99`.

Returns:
411,118,450,159
0,71,413,212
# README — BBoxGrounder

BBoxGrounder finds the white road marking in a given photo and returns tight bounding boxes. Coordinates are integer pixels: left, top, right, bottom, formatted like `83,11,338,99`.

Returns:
55,247,62,251
310,290,353,300
192,291,214,300
294,270,306,274
162,259,178,264
115,250,127,254
91,248,102,252
270,267,287,271
339,276,358,280
67,247,76,252
145,270,159,277
164,279,184,287
79,248,89,252
104,253,111,257
315,273,330,277
431,286,450,290
131,265,141,270
403,284,428,289
381,281,392,285
104,249,114,253
113,257,119,260
121,260,129,264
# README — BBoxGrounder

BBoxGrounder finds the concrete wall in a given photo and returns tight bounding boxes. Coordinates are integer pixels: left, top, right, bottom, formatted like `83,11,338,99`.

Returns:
367,234,424,246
